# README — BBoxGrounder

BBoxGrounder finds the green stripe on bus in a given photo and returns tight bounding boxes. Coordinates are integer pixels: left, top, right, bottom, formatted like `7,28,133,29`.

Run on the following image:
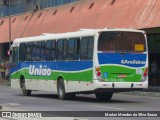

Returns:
11,69,93,82
100,65,144,82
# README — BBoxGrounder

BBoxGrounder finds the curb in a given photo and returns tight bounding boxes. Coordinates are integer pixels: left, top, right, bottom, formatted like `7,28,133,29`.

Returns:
0,80,11,86
4,82,11,86
119,91,160,97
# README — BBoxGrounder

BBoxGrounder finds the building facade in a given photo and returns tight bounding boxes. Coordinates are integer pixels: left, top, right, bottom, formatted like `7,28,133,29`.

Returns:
0,0,78,61
0,0,78,17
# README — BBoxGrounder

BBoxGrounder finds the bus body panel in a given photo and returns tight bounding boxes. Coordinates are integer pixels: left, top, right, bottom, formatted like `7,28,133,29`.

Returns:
11,61,93,81
97,53,147,82
10,28,148,94
93,30,148,90
11,61,94,93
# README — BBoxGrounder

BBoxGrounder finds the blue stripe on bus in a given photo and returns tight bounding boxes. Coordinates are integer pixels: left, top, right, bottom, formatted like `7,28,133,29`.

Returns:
11,61,93,74
98,53,147,67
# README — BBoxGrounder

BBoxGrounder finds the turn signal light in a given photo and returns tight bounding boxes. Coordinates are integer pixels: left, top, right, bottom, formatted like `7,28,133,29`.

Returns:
96,67,100,72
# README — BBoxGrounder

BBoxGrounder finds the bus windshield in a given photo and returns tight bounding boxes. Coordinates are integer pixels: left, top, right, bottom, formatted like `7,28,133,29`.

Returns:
98,31,146,52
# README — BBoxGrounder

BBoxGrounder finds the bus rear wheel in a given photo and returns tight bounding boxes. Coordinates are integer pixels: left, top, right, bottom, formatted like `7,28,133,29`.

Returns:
57,79,75,100
21,79,31,96
95,92,113,101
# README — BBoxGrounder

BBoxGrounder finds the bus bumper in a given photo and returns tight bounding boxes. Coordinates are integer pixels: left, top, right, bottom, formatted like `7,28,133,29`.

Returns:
93,80,148,92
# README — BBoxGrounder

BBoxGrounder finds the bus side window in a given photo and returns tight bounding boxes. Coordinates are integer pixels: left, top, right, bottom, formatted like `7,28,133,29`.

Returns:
88,37,94,60
41,42,45,61
12,47,18,65
31,44,36,61
67,38,80,60
45,40,56,61
35,42,41,61
80,37,94,60
45,41,51,61
26,42,34,61
51,41,56,61
35,41,45,62
19,43,26,61
63,40,67,60
57,39,67,61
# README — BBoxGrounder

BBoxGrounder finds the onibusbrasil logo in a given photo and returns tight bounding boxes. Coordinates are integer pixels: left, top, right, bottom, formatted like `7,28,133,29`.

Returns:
29,65,52,76
121,60,146,64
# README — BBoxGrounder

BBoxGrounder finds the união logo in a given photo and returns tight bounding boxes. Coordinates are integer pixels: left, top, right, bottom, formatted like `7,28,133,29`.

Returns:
121,60,146,64
29,65,52,76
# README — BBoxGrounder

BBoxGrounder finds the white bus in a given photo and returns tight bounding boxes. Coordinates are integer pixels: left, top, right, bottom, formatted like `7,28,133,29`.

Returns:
10,28,148,101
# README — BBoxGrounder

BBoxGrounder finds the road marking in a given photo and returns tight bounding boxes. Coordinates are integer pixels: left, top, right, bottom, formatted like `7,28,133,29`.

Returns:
75,118,87,120
27,97,37,99
90,105,125,110
7,103,21,106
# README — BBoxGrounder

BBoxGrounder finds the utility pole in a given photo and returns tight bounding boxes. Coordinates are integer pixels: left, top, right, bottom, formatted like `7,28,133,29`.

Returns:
8,0,11,82
9,0,11,49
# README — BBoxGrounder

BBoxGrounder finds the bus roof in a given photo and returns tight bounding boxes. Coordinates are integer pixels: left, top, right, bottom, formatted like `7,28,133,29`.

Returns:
12,28,145,47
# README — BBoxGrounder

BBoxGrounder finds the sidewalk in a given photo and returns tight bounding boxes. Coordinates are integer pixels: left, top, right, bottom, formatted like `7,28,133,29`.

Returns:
119,87,160,97
0,78,10,86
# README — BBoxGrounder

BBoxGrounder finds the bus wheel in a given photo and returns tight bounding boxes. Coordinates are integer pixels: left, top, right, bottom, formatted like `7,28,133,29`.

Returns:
57,79,75,100
95,92,113,101
21,79,31,96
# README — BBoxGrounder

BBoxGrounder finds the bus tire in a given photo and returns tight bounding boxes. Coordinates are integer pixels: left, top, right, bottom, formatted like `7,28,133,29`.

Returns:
57,79,67,100
57,79,75,100
95,92,113,101
21,79,31,96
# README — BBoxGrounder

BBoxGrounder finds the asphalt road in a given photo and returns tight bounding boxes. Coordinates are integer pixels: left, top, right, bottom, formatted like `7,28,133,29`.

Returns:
0,85,160,120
